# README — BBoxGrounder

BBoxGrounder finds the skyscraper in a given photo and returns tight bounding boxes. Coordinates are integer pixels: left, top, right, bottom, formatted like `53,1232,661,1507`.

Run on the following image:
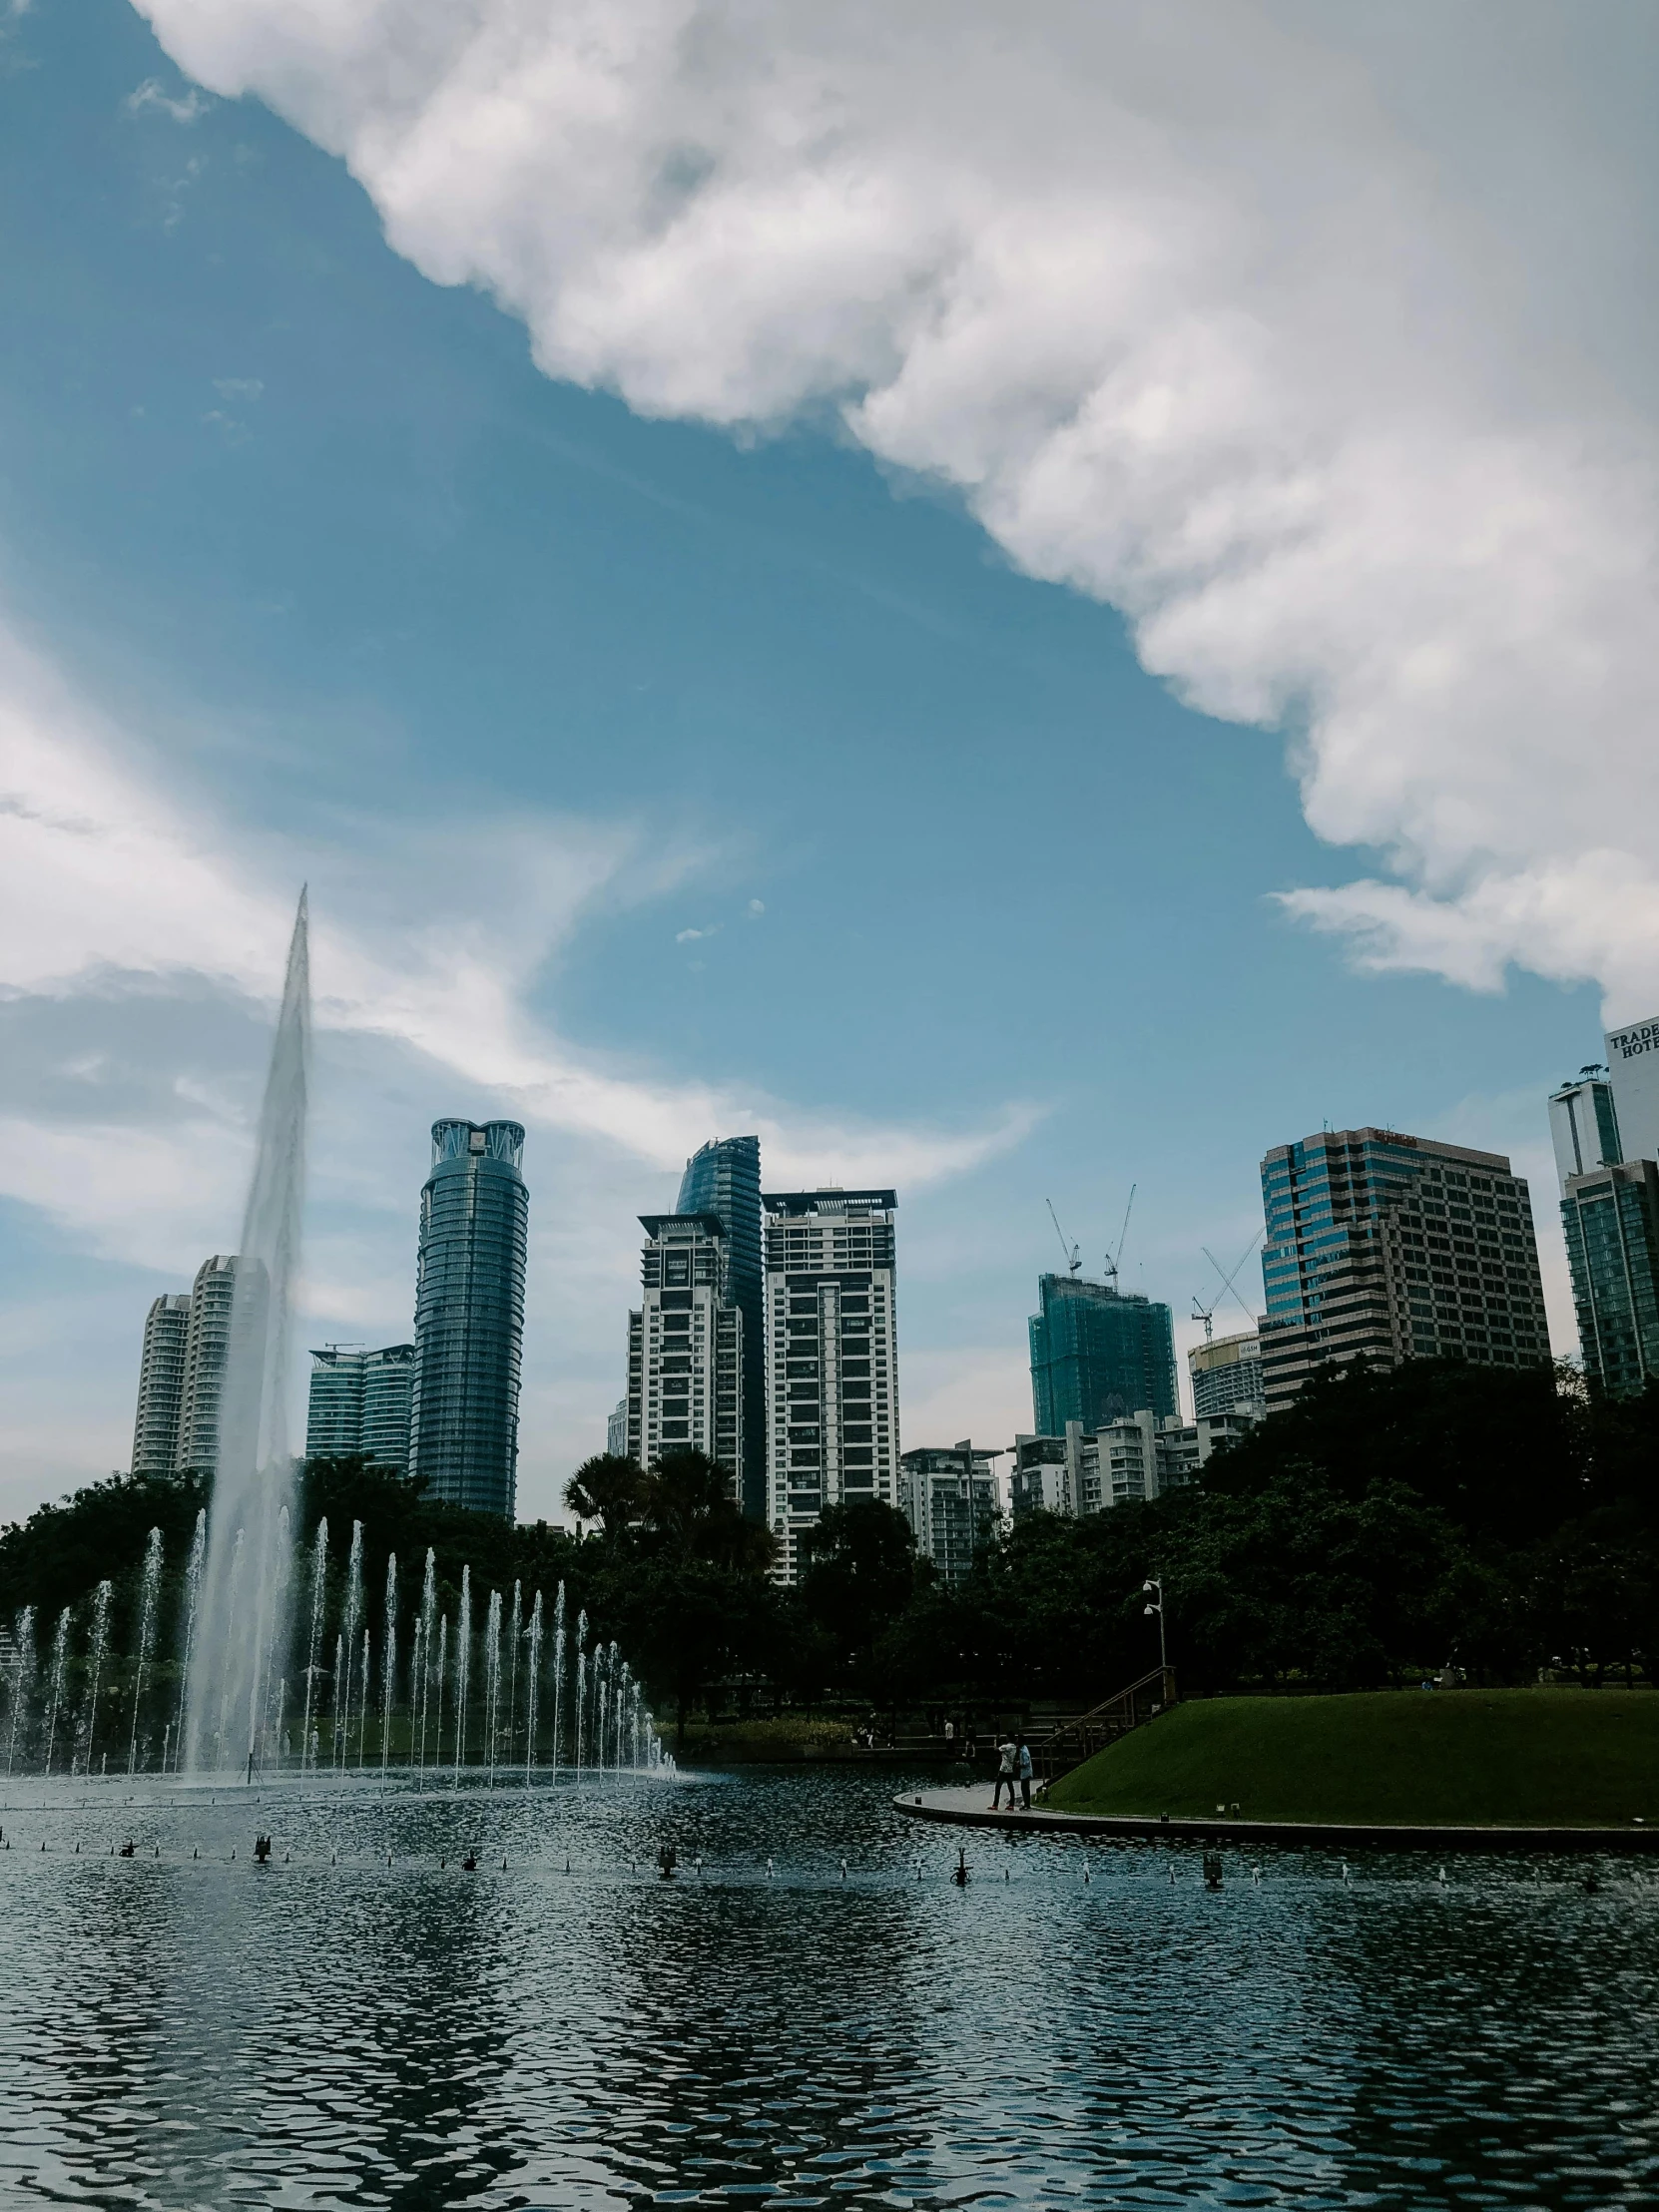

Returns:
305,1344,416,1472
1605,1016,1659,1163
132,1293,192,1475
175,1255,241,1475
1549,1070,1622,1190
624,1213,744,1477
410,1118,528,1518
1188,1330,1266,1420
676,1135,766,1518
764,1188,899,1583
897,1441,1000,1583
1258,1127,1549,1411
1028,1275,1177,1434
1559,1160,1659,1396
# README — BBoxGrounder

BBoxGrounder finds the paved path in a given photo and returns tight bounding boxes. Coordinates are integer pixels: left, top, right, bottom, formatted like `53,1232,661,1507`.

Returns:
894,1786,1659,1854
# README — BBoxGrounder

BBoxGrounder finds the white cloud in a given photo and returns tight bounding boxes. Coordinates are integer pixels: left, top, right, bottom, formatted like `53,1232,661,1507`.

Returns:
133,0,1659,1017
126,75,213,122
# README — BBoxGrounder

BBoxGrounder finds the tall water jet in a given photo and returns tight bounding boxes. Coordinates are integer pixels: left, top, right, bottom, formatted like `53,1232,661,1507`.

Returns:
356,1628,371,1767
43,1607,69,1774
174,1509,206,1769
506,1581,522,1761
453,1567,471,1786
483,1588,502,1790
81,1581,113,1776
338,1520,364,1770
574,1609,587,1774
331,1631,344,1767
524,1587,543,1783
127,1528,164,1776
434,1616,448,1772
380,1552,398,1782
6,1606,34,1777
416,1550,436,1784
299,1517,328,1775
187,892,310,1770
551,1582,566,1777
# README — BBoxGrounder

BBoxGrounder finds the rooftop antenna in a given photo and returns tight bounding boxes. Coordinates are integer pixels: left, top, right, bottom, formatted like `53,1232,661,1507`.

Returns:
1202,1231,1264,1324
1045,1198,1081,1277
1104,1184,1136,1286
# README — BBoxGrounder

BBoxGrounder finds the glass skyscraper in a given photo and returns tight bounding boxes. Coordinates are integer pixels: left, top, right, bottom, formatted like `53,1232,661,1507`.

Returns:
676,1135,766,1517
1560,1159,1659,1396
305,1344,416,1473
410,1119,528,1518
1028,1275,1177,1433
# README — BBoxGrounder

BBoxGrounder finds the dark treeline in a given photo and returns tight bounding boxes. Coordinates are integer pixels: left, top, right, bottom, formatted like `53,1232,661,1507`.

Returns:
5,1359,1658,1749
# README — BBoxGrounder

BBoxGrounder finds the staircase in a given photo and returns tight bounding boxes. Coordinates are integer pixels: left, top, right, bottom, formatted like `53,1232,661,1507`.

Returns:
1032,1665,1177,1788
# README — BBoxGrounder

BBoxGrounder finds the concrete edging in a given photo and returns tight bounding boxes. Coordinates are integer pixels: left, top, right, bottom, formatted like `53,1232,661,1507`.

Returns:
893,1792,1659,1854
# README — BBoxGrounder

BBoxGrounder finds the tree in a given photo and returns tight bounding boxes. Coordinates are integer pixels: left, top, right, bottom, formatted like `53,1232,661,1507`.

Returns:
639,1449,776,1574
563,1453,646,1536
797,1498,917,1684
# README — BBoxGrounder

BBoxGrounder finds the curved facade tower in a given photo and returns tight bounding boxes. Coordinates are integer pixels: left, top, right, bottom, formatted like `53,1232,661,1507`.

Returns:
676,1135,765,1516
410,1118,528,1517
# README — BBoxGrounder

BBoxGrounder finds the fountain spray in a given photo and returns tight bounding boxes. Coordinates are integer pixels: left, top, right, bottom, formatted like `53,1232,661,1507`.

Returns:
506,1580,521,1763
551,1583,565,1778
186,891,309,1771
380,1551,398,1782
483,1588,502,1791
127,1528,164,1776
81,1581,113,1777
574,1608,587,1774
43,1607,69,1775
299,1517,328,1775
453,1567,471,1785
524,1588,543,1784
174,1509,206,1771
6,1605,35,1777
434,1616,448,1774
338,1520,364,1769
416,1549,436,1782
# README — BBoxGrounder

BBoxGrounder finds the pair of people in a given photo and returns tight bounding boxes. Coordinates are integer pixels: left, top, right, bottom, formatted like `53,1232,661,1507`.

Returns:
991,1733,1032,1811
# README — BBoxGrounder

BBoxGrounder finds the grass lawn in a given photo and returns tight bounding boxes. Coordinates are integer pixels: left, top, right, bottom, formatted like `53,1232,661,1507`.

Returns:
1044,1689,1659,1828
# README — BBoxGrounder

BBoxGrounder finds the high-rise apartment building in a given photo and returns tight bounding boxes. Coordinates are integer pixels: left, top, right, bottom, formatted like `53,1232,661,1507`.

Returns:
1028,1274,1177,1434
305,1345,416,1472
1560,1160,1659,1396
175,1254,241,1475
1188,1330,1266,1420
132,1294,192,1475
677,1135,766,1518
410,1119,528,1518
623,1213,744,1477
606,1398,628,1457
1258,1128,1549,1412
897,1442,1001,1583
764,1189,899,1582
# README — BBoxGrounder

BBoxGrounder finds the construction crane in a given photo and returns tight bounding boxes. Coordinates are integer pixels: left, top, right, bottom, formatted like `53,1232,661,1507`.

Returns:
1045,1199,1081,1277
1103,1184,1137,1286
1191,1294,1216,1343
1200,1232,1264,1326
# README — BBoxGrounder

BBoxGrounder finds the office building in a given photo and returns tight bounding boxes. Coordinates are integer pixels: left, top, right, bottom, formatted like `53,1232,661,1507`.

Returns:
1028,1274,1177,1435
1605,1016,1659,1165
132,1294,192,1476
304,1345,415,1472
897,1441,1002,1583
1560,1159,1659,1396
1188,1330,1266,1420
677,1136,767,1518
1010,1410,1253,1516
764,1188,899,1583
410,1119,529,1518
1259,1128,1549,1412
606,1398,628,1457
175,1254,241,1476
623,1212,744,1477
1549,1070,1622,1192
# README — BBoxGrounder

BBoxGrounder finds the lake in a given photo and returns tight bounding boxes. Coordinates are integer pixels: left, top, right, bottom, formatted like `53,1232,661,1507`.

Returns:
1,1764,1655,2208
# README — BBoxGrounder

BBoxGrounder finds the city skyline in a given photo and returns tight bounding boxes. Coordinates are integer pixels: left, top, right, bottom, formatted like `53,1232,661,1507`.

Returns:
7,1,1656,1523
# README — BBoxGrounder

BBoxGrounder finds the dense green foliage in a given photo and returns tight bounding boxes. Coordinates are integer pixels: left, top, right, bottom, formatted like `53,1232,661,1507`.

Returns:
4,1360,1657,1734
1045,1688,1659,1826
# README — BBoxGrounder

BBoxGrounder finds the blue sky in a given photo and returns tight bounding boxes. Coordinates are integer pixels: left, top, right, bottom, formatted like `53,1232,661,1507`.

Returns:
3,0,1652,1521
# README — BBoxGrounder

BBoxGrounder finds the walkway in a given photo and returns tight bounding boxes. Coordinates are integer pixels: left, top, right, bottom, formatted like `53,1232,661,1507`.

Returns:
895,1786,1659,1853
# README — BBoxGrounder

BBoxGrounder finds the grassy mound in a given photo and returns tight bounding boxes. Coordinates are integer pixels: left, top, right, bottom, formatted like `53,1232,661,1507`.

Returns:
1045,1689,1659,1829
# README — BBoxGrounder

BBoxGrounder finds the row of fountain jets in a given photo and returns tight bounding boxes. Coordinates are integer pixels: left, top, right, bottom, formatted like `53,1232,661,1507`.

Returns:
5,893,664,1780
3,1518,666,1785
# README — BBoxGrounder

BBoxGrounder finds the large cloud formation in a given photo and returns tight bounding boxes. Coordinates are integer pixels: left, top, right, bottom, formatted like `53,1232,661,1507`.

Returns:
136,0,1659,1012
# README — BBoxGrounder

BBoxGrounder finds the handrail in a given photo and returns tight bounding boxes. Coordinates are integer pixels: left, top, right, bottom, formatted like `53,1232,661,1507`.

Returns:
1032,1664,1177,1786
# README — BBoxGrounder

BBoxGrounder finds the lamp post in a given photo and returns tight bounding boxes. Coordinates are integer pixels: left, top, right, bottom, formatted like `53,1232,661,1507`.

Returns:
1143,1578,1167,1672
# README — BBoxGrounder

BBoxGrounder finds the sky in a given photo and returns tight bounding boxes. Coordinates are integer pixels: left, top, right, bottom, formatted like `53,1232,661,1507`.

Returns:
2,0,1656,1524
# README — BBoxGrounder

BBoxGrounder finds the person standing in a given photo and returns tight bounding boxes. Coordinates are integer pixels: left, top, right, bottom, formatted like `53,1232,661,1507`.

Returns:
1017,1734,1033,1810
991,1733,1018,1810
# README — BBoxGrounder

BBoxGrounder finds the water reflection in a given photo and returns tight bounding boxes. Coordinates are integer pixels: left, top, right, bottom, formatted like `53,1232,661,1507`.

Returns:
2,1770,1657,2207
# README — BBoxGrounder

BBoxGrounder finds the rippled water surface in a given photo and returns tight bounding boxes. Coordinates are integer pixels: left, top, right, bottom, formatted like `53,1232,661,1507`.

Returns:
1,1766,1657,2209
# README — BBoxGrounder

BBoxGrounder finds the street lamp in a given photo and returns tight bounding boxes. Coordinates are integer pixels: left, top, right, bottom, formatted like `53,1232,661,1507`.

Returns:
1143,1578,1167,1671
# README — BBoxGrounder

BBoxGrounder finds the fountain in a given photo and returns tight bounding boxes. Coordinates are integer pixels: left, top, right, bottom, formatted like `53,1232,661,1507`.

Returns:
80,1582,112,1776
6,1605,34,1777
174,1510,206,1769
299,1518,327,1775
453,1567,471,1784
185,891,310,1771
380,1552,398,1781
338,1521,364,1770
127,1529,164,1776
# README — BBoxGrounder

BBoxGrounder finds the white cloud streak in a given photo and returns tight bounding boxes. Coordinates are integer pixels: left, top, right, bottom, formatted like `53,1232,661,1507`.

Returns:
133,0,1659,1016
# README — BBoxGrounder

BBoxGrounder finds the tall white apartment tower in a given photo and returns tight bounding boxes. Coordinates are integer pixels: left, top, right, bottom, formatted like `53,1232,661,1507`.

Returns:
764,1188,899,1582
624,1213,744,1484
132,1294,192,1475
